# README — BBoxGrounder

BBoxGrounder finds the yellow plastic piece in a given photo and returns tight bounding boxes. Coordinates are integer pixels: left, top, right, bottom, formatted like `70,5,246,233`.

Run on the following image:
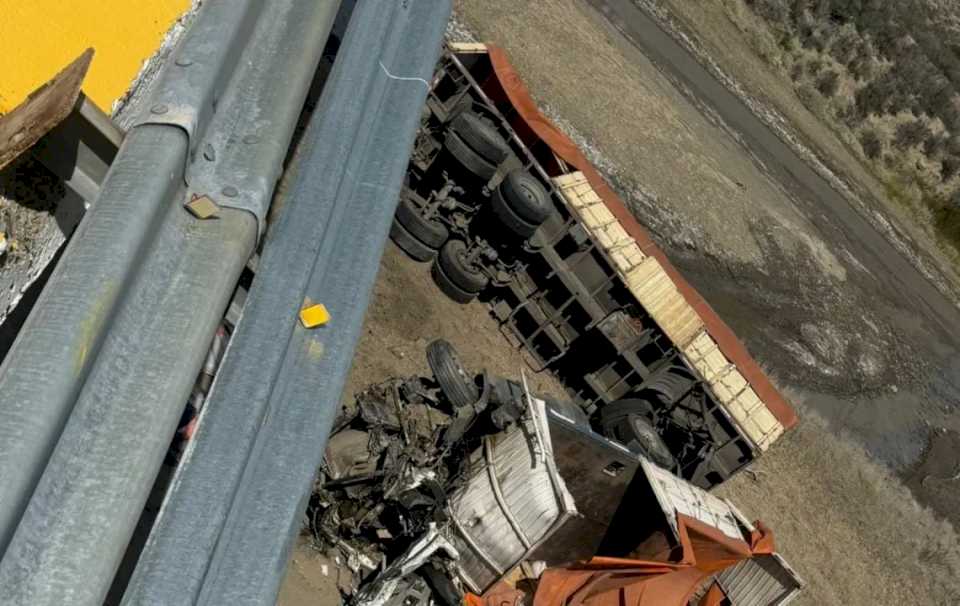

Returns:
299,303,330,329
185,195,220,219
0,0,190,113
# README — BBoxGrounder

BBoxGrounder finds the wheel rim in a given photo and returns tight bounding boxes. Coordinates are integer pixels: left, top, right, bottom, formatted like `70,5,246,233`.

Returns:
520,184,538,205
456,248,483,279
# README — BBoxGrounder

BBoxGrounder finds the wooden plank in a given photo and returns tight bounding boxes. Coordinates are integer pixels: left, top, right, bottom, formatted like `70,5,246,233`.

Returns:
0,49,93,172
448,42,489,54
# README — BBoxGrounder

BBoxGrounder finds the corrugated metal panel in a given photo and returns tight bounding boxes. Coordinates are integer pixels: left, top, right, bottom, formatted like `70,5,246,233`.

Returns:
717,554,804,606
445,398,574,593
641,458,744,542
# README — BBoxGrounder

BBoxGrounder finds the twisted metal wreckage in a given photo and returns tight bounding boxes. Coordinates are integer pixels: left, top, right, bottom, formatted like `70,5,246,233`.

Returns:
311,340,799,606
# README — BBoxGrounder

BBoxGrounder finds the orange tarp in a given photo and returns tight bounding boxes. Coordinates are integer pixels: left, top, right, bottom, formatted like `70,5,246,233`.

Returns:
530,515,774,606
484,46,797,431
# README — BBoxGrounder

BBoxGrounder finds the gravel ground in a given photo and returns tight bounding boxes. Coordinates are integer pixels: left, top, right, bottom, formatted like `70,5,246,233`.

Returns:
0,156,72,334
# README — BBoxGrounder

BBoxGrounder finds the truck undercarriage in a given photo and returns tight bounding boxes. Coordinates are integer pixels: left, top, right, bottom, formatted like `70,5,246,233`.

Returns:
390,50,763,489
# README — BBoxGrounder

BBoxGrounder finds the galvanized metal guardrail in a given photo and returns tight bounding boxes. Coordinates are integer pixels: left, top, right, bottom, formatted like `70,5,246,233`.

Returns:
123,1,451,603
0,1,342,604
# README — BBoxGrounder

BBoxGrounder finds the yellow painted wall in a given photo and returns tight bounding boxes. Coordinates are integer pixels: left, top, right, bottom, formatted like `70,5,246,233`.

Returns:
0,0,190,114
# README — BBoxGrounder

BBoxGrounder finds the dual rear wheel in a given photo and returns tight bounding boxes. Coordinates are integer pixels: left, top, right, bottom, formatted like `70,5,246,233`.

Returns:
391,110,553,303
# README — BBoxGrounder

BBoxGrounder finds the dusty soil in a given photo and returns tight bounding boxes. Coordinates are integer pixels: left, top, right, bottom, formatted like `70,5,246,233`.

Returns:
340,244,566,403
282,1,960,604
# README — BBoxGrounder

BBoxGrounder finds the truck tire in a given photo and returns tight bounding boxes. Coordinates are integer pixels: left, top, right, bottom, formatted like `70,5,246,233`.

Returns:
431,261,477,304
597,397,656,432
449,112,511,164
390,219,436,262
426,339,480,408
444,131,498,181
491,186,540,238
609,414,676,471
395,197,449,249
438,240,489,294
642,365,697,405
598,399,675,470
495,170,551,224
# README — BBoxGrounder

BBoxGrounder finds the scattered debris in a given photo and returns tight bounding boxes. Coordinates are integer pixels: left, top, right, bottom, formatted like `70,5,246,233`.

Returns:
309,339,582,605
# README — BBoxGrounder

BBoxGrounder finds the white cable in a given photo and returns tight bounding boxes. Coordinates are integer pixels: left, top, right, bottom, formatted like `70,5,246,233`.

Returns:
379,60,430,88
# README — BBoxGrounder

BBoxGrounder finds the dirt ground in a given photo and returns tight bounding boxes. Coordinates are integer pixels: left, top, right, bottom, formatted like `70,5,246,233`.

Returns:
281,1,960,604
338,244,566,403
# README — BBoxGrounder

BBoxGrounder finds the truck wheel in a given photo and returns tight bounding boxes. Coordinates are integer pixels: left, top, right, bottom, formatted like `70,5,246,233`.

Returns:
597,398,656,433
438,240,489,293
444,131,498,181
449,112,511,165
598,398,676,470
390,219,436,262
610,415,677,471
431,261,477,304
491,186,540,238
427,339,480,408
496,170,551,224
395,197,449,248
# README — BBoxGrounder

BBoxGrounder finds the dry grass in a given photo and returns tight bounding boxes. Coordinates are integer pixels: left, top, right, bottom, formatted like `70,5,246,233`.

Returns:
651,0,960,286
717,394,960,605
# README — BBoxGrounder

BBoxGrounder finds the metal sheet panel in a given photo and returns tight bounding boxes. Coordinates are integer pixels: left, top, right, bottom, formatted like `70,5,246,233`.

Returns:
121,2,449,604
716,553,804,606
640,458,744,542
446,397,575,593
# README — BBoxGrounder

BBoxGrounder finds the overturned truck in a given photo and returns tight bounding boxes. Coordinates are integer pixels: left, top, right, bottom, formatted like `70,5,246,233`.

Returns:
389,44,798,489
